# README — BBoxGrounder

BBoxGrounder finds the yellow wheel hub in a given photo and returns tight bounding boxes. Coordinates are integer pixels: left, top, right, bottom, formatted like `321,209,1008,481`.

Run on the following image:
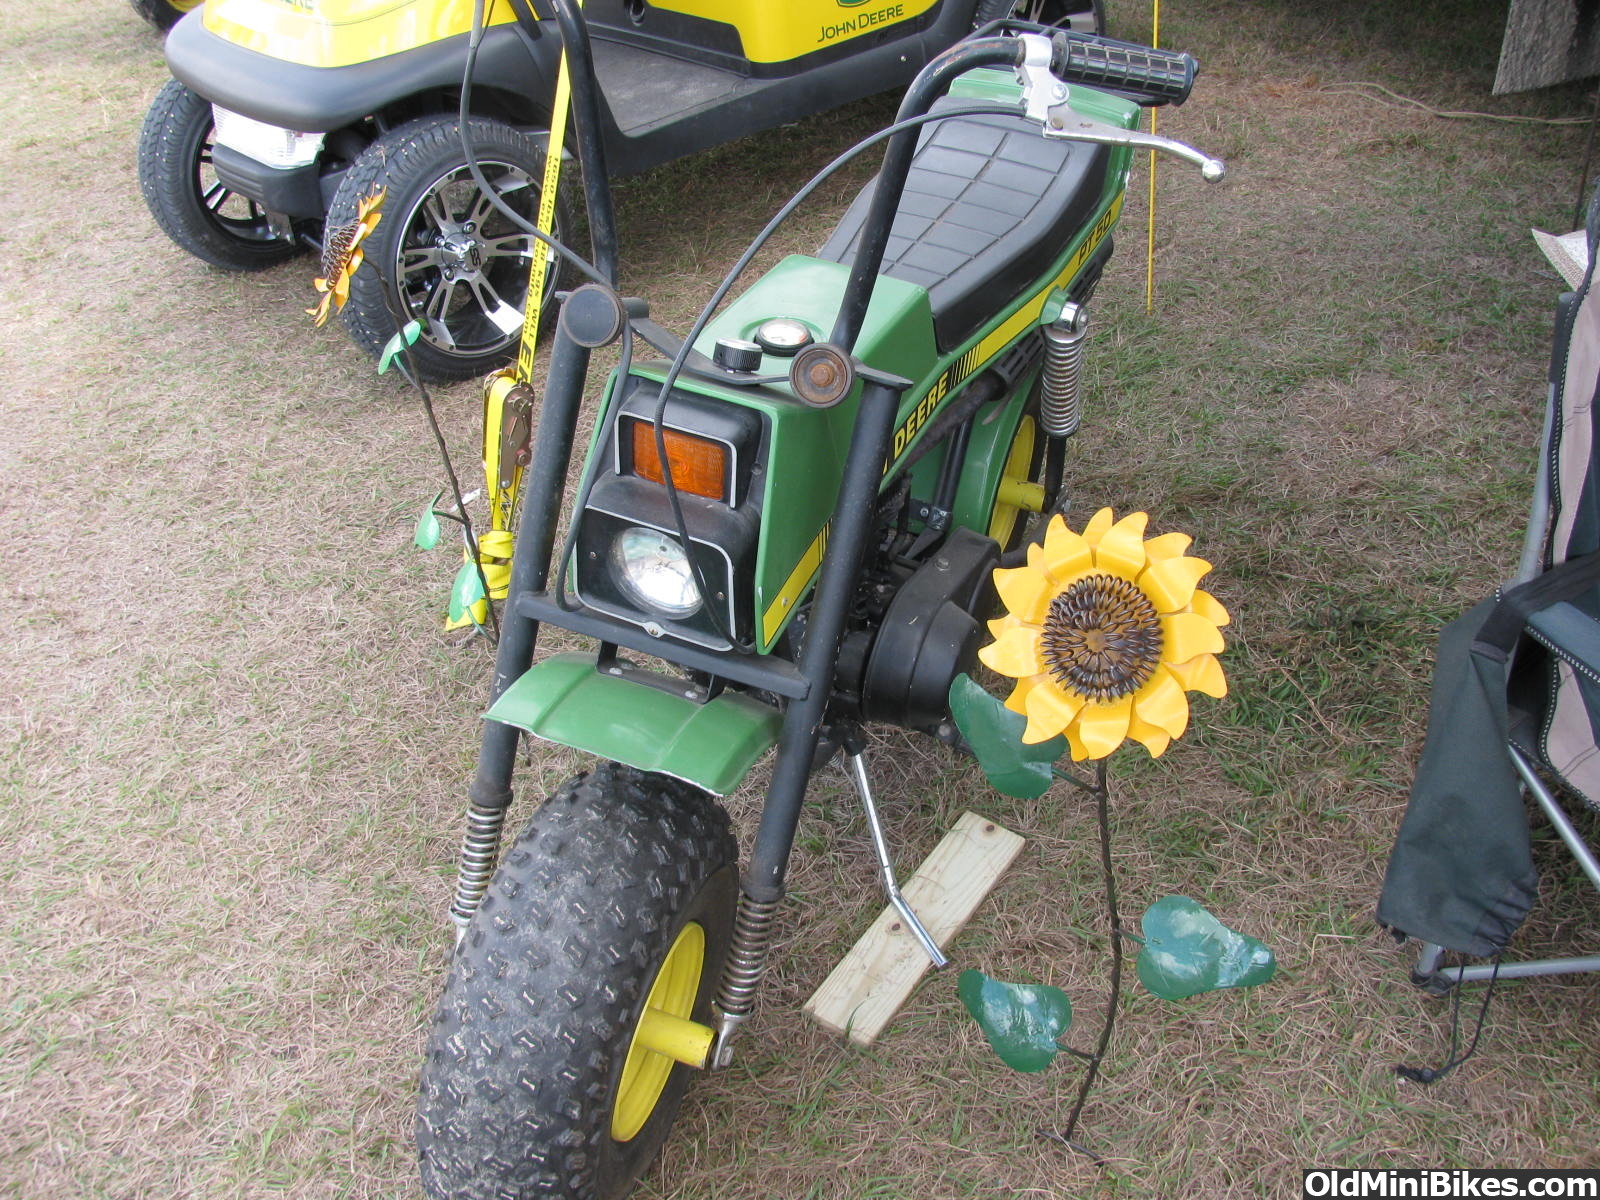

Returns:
988,414,1046,545
611,922,715,1143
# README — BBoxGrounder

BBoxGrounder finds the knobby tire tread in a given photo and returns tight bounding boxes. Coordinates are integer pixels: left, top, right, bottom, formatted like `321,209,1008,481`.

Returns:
417,762,736,1200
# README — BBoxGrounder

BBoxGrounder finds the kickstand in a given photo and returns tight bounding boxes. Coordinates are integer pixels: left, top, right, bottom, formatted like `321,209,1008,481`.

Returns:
840,730,949,970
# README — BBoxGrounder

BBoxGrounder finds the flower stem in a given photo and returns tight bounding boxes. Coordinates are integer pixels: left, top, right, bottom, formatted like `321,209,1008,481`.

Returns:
1055,757,1120,1153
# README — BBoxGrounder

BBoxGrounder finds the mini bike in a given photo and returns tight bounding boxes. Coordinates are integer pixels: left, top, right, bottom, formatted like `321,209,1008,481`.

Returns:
414,2,1222,1195
136,0,1099,379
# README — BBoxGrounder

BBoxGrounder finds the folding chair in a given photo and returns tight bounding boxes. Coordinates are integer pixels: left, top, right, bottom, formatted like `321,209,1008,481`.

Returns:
1377,188,1600,992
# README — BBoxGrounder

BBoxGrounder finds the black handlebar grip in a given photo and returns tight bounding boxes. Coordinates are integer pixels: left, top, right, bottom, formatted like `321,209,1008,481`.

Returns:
1049,32,1198,106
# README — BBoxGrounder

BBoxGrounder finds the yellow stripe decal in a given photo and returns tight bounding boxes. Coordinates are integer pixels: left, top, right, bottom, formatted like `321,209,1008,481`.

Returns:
886,192,1122,468
761,522,829,646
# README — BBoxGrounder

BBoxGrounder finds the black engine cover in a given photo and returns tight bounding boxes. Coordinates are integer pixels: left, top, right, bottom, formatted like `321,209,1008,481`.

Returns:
859,526,1001,730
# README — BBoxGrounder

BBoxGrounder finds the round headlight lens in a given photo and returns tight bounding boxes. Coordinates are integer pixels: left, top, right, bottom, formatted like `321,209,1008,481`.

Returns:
609,526,702,619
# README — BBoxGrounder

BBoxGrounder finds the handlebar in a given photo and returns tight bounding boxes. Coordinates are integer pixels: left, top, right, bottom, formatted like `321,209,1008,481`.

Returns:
1049,31,1198,107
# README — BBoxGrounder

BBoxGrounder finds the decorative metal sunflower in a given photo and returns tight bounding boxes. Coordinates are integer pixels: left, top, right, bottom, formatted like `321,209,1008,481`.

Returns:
307,189,385,327
977,508,1228,759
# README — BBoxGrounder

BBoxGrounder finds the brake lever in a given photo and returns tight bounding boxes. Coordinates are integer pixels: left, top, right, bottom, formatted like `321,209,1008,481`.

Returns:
1013,31,1225,182
1042,107,1226,181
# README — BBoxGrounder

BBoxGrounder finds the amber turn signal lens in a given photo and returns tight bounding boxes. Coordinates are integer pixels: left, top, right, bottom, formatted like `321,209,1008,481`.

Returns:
628,421,729,502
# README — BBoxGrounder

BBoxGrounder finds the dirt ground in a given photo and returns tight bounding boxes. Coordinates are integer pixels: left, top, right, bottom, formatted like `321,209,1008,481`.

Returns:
4,0,1600,1196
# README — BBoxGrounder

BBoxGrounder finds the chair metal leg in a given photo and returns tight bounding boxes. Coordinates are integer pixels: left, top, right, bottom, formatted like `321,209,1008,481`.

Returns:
1410,747,1600,991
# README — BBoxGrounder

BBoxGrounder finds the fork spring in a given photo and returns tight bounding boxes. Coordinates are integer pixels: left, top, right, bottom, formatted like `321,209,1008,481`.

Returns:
448,802,507,929
716,895,782,1017
1040,315,1089,438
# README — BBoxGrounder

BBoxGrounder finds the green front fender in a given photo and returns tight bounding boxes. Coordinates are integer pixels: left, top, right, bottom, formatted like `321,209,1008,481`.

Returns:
484,652,782,796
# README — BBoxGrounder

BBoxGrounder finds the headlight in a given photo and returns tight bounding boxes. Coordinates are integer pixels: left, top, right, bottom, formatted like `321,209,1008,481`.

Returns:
608,526,703,619
211,106,325,170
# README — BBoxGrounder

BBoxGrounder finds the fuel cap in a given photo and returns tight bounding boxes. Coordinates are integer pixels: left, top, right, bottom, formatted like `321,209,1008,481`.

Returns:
753,317,814,357
713,337,763,373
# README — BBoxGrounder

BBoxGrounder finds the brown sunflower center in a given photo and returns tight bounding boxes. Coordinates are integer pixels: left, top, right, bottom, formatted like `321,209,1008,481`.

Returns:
320,219,362,280
1040,572,1163,701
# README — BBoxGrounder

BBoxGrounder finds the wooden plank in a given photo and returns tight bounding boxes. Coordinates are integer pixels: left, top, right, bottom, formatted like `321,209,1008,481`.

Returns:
804,811,1025,1045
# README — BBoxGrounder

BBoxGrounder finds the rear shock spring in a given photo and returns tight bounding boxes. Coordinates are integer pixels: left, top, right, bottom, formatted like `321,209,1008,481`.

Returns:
448,802,508,931
715,894,782,1018
1039,303,1090,439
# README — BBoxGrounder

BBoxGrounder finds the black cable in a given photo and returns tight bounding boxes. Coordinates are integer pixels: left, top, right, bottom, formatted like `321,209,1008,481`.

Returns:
1395,956,1502,1085
645,100,1025,652
383,315,503,644
448,0,1028,653
458,0,607,289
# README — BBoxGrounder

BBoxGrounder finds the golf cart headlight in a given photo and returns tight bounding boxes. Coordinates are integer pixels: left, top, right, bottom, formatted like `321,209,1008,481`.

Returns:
609,526,703,618
211,106,325,170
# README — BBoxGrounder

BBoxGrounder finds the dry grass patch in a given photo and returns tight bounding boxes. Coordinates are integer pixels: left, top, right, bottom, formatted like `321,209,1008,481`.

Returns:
6,0,1600,1196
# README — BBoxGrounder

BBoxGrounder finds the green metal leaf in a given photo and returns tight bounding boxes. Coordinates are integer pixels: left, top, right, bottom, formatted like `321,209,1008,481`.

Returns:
378,320,424,374
957,968,1072,1073
448,561,487,625
414,491,444,550
948,674,1066,799
1136,895,1277,1001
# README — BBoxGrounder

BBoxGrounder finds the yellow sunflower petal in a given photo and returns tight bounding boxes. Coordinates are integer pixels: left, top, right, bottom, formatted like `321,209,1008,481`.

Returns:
1140,554,1213,613
1162,611,1227,664
1132,668,1190,738
306,288,335,326
1169,652,1228,698
1125,710,1172,757
1081,507,1116,546
1022,679,1085,744
1003,674,1038,715
992,562,1054,625
1070,694,1133,759
1091,511,1150,577
1040,514,1093,581
1143,531,1193,563
977,624,1045,679
1189,588,1231,628
986,611,1027,640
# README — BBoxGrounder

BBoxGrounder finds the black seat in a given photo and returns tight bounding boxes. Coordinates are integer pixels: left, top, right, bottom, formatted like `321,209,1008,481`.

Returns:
818,97,1111,353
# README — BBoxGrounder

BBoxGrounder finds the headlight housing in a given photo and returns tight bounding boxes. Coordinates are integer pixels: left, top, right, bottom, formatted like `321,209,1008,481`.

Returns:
211,106,324,170
571,380,764,651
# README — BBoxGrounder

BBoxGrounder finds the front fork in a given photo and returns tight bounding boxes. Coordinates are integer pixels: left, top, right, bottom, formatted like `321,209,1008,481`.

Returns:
447,300,911,1068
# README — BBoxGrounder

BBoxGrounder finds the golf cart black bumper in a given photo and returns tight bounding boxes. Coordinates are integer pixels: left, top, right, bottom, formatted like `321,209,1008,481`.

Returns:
211,145,327,220
165,12,558,132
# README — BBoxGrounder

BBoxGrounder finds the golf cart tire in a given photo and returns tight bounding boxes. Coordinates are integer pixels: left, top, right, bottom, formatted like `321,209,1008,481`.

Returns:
328,114,571,383
138,79,305,271
130,0,197,30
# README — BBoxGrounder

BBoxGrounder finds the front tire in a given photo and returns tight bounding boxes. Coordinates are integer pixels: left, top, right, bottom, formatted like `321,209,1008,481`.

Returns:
327,114,570,383
130,0,201,30
418,762,738,1200
137,79,304,271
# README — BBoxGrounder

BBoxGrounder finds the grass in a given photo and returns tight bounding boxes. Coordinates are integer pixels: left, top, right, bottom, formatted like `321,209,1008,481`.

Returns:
5,0,1600,1195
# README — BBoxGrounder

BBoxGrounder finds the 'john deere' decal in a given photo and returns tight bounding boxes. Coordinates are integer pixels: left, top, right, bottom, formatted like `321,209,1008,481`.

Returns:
819,3,904,42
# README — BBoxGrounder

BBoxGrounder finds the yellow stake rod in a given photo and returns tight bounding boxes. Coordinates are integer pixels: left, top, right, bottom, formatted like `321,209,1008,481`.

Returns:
1144,0,1161,315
